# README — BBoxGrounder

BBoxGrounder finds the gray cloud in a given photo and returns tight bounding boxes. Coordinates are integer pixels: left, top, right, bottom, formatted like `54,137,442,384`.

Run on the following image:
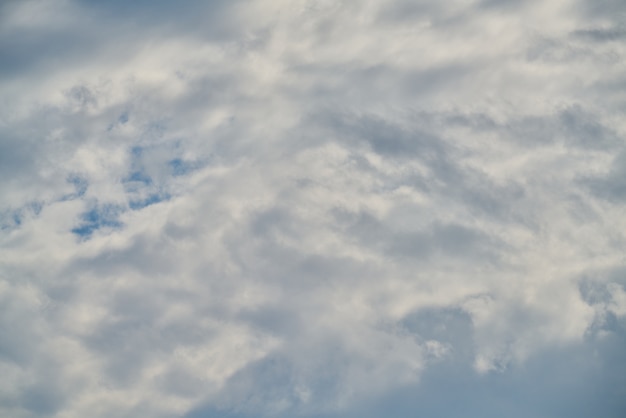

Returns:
1,0,625,417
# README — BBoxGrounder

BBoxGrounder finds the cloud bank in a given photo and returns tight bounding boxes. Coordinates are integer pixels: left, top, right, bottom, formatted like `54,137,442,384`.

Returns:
1,0,625,417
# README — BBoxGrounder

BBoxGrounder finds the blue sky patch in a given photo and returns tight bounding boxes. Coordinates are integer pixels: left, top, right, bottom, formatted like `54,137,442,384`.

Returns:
128,192,170,210
71,203,124,238
61,174,88,201
124,170,153,186
169,158,202,176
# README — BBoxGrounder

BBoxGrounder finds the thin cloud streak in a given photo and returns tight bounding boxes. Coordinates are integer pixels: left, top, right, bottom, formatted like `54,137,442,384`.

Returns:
0,0,625,417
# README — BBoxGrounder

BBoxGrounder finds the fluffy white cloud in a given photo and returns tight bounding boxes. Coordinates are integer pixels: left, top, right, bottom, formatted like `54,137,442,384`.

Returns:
1,0,625,417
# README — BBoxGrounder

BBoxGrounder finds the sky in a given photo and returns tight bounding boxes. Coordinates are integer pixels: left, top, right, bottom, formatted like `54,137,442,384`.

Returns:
0,0,625,417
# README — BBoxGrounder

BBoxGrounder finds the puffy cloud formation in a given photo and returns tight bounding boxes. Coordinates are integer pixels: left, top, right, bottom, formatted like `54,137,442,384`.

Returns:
1,0,625,417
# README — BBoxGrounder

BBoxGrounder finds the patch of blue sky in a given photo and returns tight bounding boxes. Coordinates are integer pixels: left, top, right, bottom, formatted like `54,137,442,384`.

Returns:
169,157,204,176
28,200,43,216
129,145,145,160
11,211,21,227
124,170,153,186
128,192,170,210
60,174,88,201
122,171,169,210
118,111,129,124
71,203,124,238
120,143,198,210
2,200,45,229
124,145,155,183
122,151,164,209
122,168,158,210
107,111,130,131
0,208,22,231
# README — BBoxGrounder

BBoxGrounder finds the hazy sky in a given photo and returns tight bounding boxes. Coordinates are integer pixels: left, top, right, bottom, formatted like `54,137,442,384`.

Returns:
1,1,625,417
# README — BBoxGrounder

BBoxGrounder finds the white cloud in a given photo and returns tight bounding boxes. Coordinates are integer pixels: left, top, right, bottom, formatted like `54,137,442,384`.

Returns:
1,0,625,417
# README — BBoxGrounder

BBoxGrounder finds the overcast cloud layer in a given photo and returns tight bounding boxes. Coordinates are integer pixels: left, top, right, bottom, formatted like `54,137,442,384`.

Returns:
1,1,625,417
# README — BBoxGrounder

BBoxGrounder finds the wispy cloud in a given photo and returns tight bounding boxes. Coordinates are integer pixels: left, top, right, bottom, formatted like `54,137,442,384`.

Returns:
1,0,625,417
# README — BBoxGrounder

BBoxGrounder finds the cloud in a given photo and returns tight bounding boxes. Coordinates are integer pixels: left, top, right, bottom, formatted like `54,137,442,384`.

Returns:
1,0,625,417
